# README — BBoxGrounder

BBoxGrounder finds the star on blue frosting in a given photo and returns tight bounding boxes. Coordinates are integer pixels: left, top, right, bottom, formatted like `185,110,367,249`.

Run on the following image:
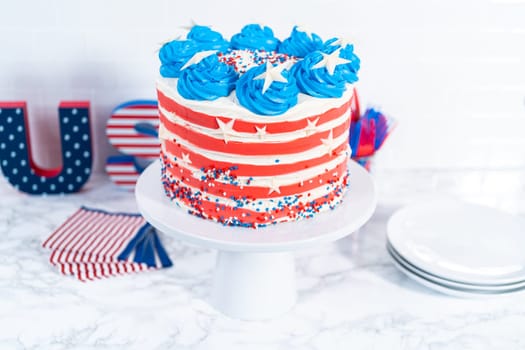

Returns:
236,63,299,116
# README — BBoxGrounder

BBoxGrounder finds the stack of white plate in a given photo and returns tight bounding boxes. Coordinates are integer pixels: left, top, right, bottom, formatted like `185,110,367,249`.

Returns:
386,199,525,297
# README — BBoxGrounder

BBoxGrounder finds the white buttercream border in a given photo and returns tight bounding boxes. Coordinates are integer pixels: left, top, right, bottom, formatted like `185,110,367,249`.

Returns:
157,77,354,123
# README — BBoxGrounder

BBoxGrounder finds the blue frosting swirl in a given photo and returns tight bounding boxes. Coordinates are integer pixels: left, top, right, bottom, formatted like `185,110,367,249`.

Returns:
159,40,199,78
187,25,230,51
230,24,280,51
177,54,238,101
292,51,347,98
278,26,324,57
323,38,360,83
236,64,299,116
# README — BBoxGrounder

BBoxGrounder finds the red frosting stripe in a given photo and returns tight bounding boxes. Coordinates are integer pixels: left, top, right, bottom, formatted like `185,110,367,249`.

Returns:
162,169,348,226
162,140,350,177
160,111,350,156
157,82,354,227
157,89,353,134
165,158,348,199
166,188,339,225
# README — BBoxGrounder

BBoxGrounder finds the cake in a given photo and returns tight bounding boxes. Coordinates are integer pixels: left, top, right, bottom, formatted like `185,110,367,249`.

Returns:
156,24,360,228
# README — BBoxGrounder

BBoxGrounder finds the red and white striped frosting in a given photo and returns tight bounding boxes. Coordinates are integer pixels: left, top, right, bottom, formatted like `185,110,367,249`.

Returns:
157,77,355,228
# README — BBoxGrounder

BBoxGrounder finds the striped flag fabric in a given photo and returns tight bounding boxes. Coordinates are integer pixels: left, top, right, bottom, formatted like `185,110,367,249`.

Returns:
42,207,172,282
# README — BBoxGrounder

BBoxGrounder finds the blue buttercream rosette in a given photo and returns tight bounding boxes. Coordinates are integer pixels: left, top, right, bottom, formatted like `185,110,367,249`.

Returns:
323,38,361,84
236,63,299,116
177,54,239,100
230,24,280,51
278,26,324,58
159,40,199,78
292,51,348,98
187,25,230,51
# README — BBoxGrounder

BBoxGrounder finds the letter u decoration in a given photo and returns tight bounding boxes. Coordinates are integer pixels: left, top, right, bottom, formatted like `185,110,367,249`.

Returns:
0,101,92,194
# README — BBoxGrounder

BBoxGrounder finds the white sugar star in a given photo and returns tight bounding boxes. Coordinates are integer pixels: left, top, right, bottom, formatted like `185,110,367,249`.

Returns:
296,25,314,40
159,35,182,47
216,118,235,144
180,50,217,70
180,153,192,166
254,61,289,94
158,124,170,141
329,37,354,48
311,48,351,75
255,125,267,139
305,117,320,136
268,178,281,195
180,19,198,30
180,19,211,31
321,129,336,156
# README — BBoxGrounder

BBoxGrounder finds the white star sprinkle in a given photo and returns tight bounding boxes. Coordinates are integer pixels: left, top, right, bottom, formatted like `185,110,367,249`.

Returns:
321,129,336,156
295,25,314,40
180,50,217,70
159,35,182,47
268,178,281,195
180,19,198,30
304,117,320,136
254,61,289,94
255,125,267,139
329,37,354,48
216,118,235,144
180,19,210,31
311,48,351,75
180,153,192,166
158,124,170,141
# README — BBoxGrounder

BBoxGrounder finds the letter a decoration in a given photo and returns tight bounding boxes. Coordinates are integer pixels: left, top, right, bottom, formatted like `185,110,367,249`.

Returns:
0,101,92,194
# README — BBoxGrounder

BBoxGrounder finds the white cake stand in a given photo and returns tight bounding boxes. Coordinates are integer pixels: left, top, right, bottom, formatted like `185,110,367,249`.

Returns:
135,160,376,320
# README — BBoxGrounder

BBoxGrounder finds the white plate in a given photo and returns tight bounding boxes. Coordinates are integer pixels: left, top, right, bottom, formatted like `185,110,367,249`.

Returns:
387,199,525,285
388,246,525,298
387,242,525,292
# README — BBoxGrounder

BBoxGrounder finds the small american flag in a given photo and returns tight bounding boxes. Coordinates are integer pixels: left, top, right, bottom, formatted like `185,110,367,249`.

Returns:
42,207,172,282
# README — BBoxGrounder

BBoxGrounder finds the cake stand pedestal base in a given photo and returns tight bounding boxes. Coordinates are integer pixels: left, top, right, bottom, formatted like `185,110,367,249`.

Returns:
212,251,296,319
136,160,376,320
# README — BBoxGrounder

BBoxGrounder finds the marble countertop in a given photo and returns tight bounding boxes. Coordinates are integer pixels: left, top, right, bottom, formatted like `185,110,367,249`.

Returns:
1,168,525,350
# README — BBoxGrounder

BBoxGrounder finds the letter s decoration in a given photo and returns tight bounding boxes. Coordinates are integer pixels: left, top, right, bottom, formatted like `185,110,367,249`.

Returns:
105,100,159,190
0,101,92,194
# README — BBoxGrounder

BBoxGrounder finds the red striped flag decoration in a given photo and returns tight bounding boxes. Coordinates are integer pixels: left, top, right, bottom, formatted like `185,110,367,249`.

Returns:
105,100,159,191
106,100,160,160
105,155,144,191
42,207,172,282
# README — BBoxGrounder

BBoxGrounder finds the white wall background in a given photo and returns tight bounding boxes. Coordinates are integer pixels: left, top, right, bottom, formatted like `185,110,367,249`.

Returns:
1,0,524,173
